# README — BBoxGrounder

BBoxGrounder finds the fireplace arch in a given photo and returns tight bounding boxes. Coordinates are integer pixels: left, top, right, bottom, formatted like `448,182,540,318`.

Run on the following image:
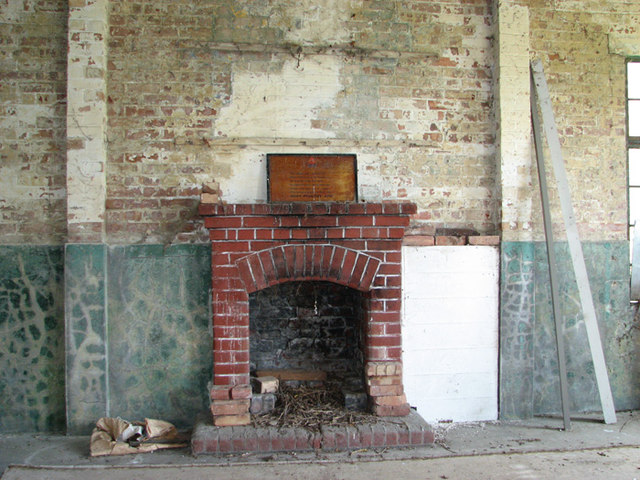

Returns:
237,244,382,293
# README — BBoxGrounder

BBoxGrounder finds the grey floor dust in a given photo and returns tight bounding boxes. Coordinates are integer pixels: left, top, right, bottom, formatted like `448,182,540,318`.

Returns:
2,412,639,479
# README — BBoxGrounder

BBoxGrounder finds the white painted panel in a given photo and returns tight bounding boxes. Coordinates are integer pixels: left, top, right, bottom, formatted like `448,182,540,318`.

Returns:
413,397,498,423
403,347,498,376
405,246,500,273
404,272,499,299
402,246,499,423
407,372,498,401
403,297,498,325
403,325,498,351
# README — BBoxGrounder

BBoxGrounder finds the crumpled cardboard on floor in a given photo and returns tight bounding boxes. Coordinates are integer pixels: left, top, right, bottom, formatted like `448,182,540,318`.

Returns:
90,417,188,457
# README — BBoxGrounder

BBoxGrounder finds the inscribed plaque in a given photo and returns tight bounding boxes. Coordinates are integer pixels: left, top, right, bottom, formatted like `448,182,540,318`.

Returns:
267,154,357,202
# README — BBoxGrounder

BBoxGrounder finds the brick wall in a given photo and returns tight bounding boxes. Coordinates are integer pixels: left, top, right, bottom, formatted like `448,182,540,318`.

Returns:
0,0,67,244
1,1,637,245
2,0,640,432
106,0,496,244
527,0,638,241
106,1,217,244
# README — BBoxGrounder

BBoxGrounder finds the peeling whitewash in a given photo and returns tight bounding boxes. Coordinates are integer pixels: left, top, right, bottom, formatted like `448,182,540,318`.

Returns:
66,0,109,241
214,56,343,139
402,246,499,422
495,2,532,241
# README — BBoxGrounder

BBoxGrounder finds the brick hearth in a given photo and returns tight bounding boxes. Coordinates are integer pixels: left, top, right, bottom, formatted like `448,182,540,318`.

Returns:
199,202,418,435
191,410,434,455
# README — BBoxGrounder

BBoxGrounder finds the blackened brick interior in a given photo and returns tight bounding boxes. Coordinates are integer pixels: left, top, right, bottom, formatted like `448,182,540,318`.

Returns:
249,281,364,378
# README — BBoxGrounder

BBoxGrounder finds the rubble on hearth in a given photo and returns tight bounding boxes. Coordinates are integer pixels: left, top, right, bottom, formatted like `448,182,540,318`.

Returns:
250,372,377,432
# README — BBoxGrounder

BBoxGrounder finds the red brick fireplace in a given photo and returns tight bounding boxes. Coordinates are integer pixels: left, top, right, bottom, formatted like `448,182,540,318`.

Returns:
199,201,416,428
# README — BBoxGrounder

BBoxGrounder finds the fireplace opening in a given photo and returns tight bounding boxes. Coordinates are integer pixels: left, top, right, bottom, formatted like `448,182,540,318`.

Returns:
249,280,368,412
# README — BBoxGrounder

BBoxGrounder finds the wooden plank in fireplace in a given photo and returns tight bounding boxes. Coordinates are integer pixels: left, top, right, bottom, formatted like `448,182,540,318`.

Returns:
255,369,328,382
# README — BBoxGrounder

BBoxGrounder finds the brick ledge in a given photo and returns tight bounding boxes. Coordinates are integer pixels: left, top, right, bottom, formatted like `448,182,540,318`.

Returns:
199,202,417,217
403,235,500,246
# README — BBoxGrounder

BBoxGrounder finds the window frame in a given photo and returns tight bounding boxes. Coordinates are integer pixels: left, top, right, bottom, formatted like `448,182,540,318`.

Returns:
627,59,640,300
629,58,640,149
627,58,640,237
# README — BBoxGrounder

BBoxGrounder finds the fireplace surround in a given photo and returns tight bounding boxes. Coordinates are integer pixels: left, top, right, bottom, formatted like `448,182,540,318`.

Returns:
199,201,417,428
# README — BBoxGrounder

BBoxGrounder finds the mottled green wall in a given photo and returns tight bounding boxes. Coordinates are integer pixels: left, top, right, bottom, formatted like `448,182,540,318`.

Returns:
0,246,65,433
2,241,637,432
499,242,536,418
500,241,639,419
2,244,212,434
65,244,108,434
107,245,212,429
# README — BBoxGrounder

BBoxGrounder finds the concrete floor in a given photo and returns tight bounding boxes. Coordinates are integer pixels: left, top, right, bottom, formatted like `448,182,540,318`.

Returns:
2,412,640,479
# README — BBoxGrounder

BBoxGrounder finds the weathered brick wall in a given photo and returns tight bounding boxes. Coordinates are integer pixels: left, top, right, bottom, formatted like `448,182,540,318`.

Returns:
527,0,638,241
1,1,636,245
0,0,67,244
106,0,496,244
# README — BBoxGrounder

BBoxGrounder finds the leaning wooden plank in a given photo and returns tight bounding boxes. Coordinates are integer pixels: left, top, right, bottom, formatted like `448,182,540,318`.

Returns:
530,58,617,424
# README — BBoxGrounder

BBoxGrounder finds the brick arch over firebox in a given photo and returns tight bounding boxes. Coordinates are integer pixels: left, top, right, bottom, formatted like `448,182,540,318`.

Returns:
236,244,382,294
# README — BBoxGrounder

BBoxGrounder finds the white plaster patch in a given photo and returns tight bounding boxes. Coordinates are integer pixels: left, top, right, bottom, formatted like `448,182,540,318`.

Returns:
66,127,107,223
496,1,531,242
609,31,640,56
214,56,342,139
213,150,268,203
353,152,383,202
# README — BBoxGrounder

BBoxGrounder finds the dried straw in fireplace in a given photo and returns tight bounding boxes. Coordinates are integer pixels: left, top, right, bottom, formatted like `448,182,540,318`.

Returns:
251,380,378,432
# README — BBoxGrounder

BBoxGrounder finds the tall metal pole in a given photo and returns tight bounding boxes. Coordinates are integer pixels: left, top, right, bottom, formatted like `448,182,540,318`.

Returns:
530,69,572,431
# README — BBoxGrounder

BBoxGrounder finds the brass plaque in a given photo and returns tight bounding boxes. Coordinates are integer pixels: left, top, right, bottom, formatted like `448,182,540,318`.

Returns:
267,154,357,202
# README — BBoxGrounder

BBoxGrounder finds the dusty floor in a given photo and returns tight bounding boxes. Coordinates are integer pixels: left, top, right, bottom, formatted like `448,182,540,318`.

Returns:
1,412,639,479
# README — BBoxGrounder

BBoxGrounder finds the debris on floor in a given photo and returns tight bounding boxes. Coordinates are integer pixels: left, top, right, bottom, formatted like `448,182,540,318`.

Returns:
89,417,188,457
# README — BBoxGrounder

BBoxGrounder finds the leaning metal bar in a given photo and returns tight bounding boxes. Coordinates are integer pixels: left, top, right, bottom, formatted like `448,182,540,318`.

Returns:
530,67,571,431
530,58,617,425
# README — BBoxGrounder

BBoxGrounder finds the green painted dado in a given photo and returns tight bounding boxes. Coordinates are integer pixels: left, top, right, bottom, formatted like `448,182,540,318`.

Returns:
500,241,638,419
0,246,65,433
65,244,108,434
2,240,636,432
3,243,212,434
499,242,536,419
107,244,212,429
